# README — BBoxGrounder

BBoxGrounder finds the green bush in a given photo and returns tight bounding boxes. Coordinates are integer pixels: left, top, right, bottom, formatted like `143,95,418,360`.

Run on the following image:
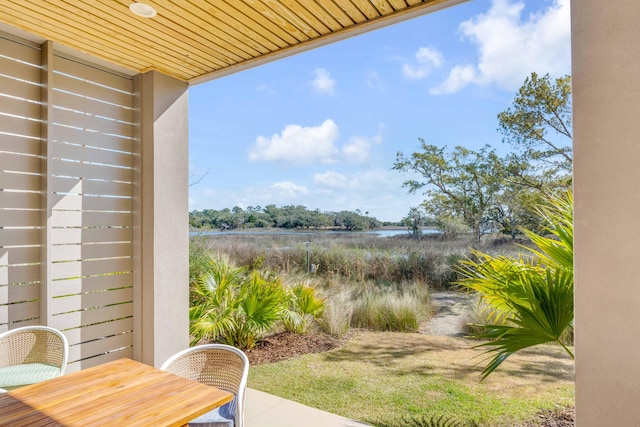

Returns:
190,255,288,349
189,254,326,348
282,279,325,334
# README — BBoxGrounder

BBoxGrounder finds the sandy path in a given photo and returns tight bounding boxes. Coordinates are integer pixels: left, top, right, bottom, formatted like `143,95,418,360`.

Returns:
421,291,476,336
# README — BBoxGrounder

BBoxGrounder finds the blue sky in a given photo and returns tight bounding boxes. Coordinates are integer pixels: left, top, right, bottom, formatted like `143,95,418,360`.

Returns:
188,0,571,222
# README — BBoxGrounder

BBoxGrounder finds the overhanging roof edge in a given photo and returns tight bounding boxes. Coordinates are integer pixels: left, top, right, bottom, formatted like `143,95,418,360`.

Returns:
188,0,469,86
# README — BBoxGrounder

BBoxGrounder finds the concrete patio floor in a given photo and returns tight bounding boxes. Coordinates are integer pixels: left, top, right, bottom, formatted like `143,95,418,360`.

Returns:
245,388,372,427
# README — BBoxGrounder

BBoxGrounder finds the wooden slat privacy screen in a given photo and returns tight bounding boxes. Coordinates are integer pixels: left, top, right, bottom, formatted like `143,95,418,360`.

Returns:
0,35,135,371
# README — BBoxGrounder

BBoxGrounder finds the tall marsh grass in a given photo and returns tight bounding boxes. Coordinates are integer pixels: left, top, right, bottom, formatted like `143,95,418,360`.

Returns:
350,283,430,332
194,232,522,289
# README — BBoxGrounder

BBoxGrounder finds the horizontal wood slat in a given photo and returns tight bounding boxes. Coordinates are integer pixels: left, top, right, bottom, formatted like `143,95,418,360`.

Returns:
53,90,132,123
51,194,132,212
51,273,132,296
51,227,132,245
0,37,41,65
62,317,133,347
53,73,132,108
54,55,133,93
65,346,133,372
0,300,39,325
0,135,42,156
0,95,41,120
0,56,40,85
51,257,132,280
51,288,133,313
52,302,133,330
0,114,42,139
52,125,133,153
0,209,41,227
0,282,39,303
53,108,132,137
0,228,40,247
51,242,132,262
51,141,133,168
4,264,40,284
52,159,133,182
0,247,40,265
52,210,132,228
0,74,40,101
52,178,132,199
66,332,133,363
0,191,40,209
0,151,41,173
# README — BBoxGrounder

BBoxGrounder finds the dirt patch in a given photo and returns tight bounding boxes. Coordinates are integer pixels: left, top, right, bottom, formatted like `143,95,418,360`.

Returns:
245,331,342,365
514,406,575,427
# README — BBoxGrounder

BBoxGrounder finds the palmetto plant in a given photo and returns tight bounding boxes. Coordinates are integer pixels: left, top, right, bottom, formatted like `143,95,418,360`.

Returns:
400,415,479,427
282,281,325,334
458,190,573,379
189,255,288,349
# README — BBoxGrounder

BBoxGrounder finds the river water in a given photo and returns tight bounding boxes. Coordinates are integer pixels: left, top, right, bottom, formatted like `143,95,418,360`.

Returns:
190,228,439,238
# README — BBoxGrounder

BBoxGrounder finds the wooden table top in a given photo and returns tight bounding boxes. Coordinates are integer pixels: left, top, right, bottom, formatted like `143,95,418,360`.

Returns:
0,358,233,427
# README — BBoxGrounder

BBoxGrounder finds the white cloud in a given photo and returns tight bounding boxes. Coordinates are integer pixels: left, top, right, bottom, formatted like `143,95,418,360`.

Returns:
248,119,340,164
313,171,350,189
430,65,476,95
431,0,571,94
271,182,309,196
249,120,382,165
311,68,336,95
203,188,216,197
402,46,444,80
341,133,382,163
314,168,399,192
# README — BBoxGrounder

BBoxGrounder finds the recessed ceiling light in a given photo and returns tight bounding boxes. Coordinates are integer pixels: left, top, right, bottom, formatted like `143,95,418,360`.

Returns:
129,2,157,18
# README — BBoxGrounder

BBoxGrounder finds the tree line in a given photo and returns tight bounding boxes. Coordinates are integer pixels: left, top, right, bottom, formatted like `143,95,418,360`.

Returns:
394,72,572,243
189,204,385,231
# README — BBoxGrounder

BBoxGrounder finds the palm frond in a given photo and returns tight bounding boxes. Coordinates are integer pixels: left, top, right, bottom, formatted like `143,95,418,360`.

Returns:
457,190,574,379
400,414,479,427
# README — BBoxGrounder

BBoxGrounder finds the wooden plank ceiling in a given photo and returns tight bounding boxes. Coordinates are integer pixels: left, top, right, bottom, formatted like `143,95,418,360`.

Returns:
0,0,463,84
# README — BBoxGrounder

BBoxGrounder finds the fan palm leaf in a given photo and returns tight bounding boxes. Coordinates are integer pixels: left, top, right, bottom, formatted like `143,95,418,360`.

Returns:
458,190,574,379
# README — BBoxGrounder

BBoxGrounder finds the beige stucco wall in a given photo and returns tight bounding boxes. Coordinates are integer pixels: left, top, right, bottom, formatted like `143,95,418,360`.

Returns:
133,71,190,367
572,1,640,425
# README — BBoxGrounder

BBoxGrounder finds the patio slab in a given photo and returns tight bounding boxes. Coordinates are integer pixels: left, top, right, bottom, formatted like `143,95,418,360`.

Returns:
245,388,372,427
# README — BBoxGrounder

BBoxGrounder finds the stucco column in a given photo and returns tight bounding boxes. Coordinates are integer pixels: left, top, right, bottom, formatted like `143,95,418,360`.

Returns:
133,71,189,367
572,1,640,425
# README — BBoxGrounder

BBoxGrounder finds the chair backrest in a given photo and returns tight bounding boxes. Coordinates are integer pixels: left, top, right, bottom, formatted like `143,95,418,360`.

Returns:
0,326,69,374
161,344,249,427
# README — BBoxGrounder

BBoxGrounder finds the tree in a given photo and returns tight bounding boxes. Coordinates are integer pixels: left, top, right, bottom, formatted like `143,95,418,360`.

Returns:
393,141,506,243
498,72,572,189
403,206,427,239
458,190,574,379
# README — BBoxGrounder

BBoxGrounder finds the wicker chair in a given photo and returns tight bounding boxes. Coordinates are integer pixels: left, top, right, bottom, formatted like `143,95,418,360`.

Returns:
161,344,249,427
0,326,69,390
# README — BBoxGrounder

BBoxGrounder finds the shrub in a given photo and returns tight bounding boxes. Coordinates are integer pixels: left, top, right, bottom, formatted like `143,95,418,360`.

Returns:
282,279,325,334
189,254,327,348
189,255,289,349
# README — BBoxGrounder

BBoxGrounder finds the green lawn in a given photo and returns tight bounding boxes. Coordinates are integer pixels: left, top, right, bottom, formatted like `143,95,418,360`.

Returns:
249,331,574,427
